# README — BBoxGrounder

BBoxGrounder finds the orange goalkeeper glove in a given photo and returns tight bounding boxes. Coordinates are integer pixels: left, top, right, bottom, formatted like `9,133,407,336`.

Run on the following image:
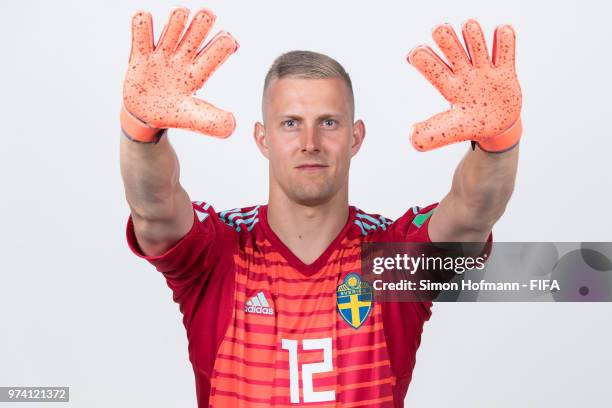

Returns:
407,19,522,153
121,7,238,143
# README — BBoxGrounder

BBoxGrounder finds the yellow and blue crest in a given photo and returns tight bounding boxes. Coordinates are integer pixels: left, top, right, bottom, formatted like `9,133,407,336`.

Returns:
336,273,372,329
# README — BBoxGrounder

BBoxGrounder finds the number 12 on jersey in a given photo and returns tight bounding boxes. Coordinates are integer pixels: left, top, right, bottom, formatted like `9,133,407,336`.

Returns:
281,337,335,403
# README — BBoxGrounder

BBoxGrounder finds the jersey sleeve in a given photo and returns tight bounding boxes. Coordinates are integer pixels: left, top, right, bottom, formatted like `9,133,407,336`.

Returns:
388,201,493,260
382,202,494,392
125,201,234,308
380,204,436,390
126,201,237,391
387,202,439,243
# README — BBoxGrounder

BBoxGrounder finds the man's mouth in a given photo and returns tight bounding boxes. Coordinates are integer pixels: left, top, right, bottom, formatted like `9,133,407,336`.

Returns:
295,163,328,170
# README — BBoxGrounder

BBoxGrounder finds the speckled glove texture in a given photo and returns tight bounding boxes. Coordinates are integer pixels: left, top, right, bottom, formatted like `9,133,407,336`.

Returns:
408,19,522,153
121,7,238,142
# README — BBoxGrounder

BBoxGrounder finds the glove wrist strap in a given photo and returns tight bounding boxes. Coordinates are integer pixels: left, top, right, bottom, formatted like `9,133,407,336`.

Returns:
120,105,165,143
476,117,522,153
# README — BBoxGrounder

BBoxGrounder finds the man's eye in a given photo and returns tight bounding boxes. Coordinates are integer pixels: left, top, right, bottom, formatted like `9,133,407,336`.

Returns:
323,119,337,127
283,120,297,128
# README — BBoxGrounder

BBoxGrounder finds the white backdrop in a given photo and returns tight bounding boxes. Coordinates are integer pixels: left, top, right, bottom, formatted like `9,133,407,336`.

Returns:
1,0,611,406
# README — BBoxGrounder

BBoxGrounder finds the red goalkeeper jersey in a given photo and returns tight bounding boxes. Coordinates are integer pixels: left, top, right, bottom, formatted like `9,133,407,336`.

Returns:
126,202,471,407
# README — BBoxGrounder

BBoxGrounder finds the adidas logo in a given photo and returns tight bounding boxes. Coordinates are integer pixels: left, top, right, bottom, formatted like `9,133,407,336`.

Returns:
244,291,274,315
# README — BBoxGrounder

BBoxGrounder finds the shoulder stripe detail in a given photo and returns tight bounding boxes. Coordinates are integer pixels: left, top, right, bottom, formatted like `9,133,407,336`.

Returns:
356,213,392,230
218,208,241,218
354,209,393,236
193,201,211,210
219,206,261,232
195,209,209,222
412,208,434,228
193,201,212,222
354,219,368,236
227,207,259,221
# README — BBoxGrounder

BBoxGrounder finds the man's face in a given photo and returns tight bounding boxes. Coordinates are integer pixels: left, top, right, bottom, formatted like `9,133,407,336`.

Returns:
255,77,365,207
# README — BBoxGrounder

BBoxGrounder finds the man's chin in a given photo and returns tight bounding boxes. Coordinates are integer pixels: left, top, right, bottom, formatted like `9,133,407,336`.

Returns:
289,189,335,207
291,195,329,207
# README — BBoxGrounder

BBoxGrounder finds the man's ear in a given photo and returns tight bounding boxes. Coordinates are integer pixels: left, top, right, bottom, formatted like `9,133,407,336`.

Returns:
253,121,269,159
350,119,366,157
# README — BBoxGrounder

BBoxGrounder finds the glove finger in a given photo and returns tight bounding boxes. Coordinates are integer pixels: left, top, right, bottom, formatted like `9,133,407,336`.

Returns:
191,31,239,89
156,7,189,54
461,19,491,68
129,11,154,62
410,109,470,152
176,8,216,59
492,24,517,69
432,23,471,73
407,45,455,101
179,97,236,138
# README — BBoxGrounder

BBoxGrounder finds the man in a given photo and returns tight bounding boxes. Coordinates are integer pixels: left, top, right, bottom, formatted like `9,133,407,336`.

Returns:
120,7,520,407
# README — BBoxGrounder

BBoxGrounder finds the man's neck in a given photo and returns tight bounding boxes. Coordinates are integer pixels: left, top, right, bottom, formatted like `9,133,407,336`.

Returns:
267,193,349,266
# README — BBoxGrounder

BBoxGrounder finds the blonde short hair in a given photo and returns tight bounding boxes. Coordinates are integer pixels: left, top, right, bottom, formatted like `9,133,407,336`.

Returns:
262,50,355,118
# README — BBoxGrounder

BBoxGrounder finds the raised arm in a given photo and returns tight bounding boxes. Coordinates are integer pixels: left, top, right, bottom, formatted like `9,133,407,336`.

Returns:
407,20,522,242
430,142,518,242
120,133,193,256
119,7,238,256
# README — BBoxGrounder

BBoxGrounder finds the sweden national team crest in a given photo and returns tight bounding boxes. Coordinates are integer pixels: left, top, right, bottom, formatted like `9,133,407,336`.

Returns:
336,273,373,329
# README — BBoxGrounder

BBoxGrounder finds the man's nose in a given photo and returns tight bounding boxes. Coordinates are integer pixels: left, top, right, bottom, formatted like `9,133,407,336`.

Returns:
300,125,321,153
